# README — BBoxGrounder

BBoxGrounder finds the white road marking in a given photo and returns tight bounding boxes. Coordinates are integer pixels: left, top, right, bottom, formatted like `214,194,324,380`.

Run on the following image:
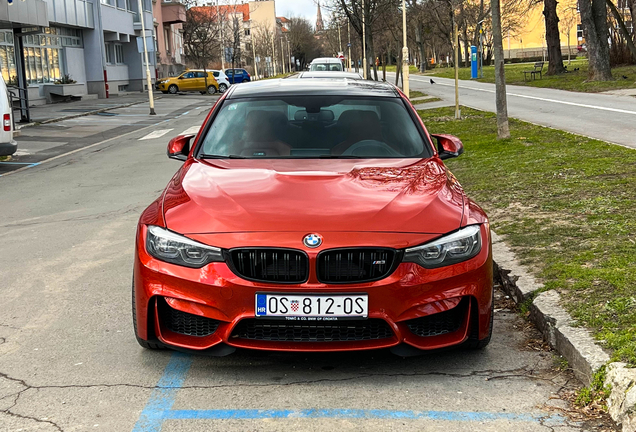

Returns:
409,75,636,116
138,129,174,140
179,126,200,136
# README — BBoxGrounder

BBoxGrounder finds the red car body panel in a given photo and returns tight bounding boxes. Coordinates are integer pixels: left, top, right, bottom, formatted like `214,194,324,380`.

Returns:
133,83,493,354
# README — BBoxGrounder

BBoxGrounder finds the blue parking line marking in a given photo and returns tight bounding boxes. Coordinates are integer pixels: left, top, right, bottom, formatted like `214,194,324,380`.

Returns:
0,162,40,165
165,408,566,423
132,352,192,432
132,353,569,430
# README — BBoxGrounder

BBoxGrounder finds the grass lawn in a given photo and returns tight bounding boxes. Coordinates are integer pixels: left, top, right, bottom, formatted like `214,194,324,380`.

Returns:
426,59,636,93
384,65,420,74
419,107,636,365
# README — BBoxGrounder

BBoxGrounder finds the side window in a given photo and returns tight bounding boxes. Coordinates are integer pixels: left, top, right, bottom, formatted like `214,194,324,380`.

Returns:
226,70,233,76
213,72,219,77
195,72,206,78
181,72,194,79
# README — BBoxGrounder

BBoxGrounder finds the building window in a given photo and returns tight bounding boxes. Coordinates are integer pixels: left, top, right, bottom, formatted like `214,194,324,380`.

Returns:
0,31,17,86
115,44,124,63
23,29,64,85
577,24,583,40
244,29,250,36
105,43,115,64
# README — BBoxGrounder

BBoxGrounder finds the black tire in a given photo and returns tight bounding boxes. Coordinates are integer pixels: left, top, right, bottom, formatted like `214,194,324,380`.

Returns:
242,79,249,83
207,85,217,94
464,289,494,349
219,83,228,93
132,279,164,350
168,84,178,94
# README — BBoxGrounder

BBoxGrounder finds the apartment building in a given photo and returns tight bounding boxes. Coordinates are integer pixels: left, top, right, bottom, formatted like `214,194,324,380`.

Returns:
0,0,156,105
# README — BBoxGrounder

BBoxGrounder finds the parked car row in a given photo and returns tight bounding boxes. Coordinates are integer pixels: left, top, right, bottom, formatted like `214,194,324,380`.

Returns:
155,68,251,95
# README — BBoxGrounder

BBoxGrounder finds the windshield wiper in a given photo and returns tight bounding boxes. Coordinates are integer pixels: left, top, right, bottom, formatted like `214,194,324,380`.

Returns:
200,154,247,159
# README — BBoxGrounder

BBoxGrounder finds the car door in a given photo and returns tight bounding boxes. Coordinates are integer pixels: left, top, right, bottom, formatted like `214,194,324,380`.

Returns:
225,69,234,84
179,72,196,90
194,72,208,90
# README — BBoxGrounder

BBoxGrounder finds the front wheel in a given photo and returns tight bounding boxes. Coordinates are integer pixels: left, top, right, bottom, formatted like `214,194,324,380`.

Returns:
168,84,178,94
219,83,228,93
242,79,249,83
207,85,217,94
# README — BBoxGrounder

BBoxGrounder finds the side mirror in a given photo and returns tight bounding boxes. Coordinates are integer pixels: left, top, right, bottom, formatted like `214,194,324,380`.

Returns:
430,134,464,160
167,135,195,161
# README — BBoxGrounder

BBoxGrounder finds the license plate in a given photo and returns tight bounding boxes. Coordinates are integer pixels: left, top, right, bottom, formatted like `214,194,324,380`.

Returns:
255,294,368,318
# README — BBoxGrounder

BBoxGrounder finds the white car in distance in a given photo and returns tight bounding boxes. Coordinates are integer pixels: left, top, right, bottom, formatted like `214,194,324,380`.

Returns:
211,70,230,93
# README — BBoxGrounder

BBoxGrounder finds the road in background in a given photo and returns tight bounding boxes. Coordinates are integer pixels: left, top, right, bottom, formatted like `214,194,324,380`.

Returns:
390,73,636,149
0,95,611,431
1,95,217,176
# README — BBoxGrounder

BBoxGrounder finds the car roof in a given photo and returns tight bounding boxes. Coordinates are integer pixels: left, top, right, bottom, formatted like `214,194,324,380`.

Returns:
225,78,399,99
310,57,343,63
298,71,363,79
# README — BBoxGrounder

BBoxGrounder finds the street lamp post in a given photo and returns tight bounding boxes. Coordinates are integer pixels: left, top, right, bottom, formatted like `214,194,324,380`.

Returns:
362,0,367,79
137,0,155,115
401,0,409,98
217,0,225,70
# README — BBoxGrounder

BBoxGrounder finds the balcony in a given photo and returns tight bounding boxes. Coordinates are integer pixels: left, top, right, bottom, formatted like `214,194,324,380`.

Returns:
161,1,186,24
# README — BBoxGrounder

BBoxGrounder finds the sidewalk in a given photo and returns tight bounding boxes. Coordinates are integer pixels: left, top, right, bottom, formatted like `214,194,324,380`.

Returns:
16,93,157,126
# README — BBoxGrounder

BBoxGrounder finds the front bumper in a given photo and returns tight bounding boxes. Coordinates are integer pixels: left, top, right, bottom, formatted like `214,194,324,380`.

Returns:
134,226,493,353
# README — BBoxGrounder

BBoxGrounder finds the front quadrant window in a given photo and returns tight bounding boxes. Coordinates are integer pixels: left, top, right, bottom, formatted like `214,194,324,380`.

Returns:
199,96,431,159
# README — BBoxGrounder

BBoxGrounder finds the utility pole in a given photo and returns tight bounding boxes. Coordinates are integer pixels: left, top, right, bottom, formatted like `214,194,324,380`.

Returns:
401,0,409,98
280,37,285,74
347,21,352,71
271,35,276,76
137,0,155,115
362,0,367,79
452,9,460,119
251,34,259,80
287,38,292,71
338,21,342,54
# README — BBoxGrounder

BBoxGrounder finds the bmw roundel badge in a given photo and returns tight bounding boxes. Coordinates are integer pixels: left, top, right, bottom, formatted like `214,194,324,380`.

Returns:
303,233,323,248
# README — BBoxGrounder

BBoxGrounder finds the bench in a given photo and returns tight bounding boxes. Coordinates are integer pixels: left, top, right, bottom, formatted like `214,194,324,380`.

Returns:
523,62,545,81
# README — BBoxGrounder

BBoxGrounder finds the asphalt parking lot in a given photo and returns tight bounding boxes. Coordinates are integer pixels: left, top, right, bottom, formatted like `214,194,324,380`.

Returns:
0,95,612,431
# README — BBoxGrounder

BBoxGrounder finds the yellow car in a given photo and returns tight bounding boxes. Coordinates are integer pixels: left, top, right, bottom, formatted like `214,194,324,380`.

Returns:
156,70,219,95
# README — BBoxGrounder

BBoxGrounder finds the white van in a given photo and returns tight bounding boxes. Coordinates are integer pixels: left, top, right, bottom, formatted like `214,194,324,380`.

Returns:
0,75,16,157
309,57,344,72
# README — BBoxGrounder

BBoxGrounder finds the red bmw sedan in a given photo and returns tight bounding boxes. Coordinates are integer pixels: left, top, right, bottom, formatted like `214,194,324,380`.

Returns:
133,79,493,356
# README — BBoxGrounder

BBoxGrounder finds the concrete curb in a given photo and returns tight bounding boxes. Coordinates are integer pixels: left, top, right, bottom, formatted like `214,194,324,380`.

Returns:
17,97,162,129
491,230,635,431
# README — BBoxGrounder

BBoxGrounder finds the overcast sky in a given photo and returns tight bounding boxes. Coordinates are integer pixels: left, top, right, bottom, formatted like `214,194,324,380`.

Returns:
276,0,319,25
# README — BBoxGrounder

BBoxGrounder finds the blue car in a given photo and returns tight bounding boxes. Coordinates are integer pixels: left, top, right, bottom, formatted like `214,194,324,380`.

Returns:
225,68,251,84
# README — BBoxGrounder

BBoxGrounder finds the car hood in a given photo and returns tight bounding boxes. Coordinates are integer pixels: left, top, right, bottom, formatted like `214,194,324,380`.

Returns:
163,158,466,234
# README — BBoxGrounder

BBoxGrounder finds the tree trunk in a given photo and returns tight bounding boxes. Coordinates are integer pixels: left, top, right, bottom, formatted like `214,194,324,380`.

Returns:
462,28,471,68
395,48,402,86
416,21,427,72
579,0,612,80
382,55,386,81
606,0,636,59
629,0,636,36
492,0,510,138
543,0,565,74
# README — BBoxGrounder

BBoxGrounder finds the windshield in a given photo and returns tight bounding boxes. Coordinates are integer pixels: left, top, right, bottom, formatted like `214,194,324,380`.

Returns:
310,62,343,71
198,96,432,159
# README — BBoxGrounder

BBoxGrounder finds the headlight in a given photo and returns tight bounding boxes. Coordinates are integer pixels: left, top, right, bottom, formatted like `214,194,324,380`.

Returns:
146,225,224,268
403,225,482,268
